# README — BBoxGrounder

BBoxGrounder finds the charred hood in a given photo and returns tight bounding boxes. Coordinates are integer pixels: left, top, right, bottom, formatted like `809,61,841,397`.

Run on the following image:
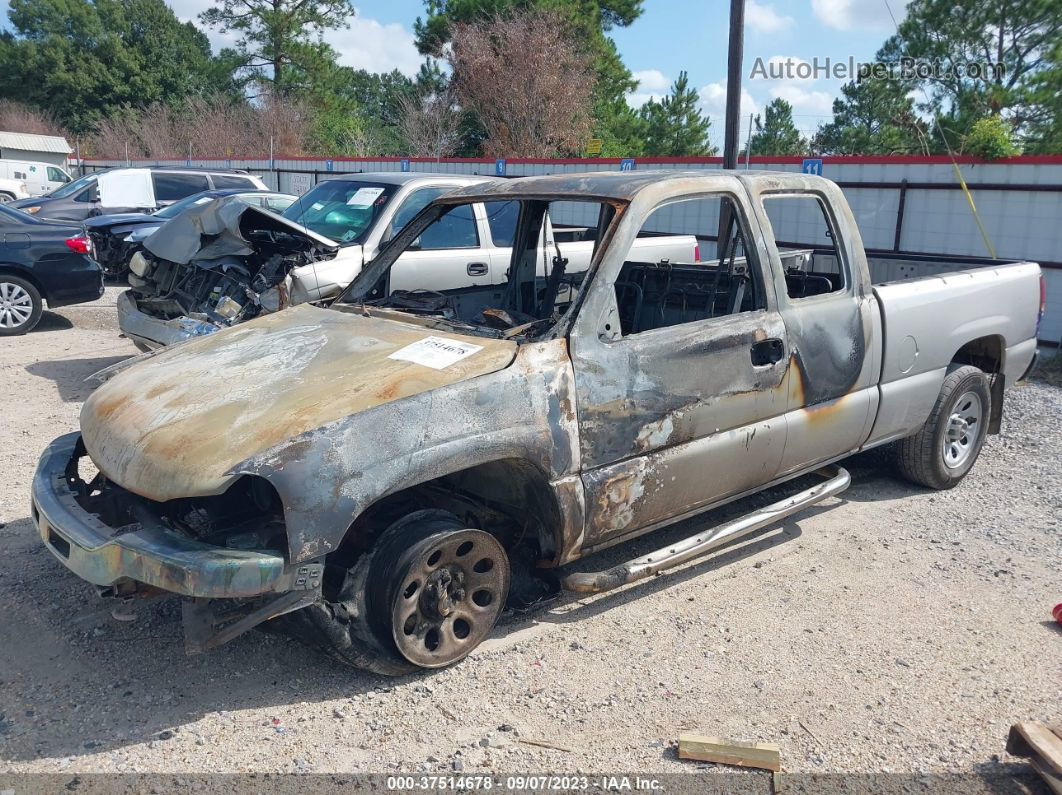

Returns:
80,305,518,502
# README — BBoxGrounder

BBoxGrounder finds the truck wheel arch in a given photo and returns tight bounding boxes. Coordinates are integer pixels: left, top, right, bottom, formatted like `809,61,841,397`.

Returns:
951,334,1004,374
951,335,1005,433
333,457,567,574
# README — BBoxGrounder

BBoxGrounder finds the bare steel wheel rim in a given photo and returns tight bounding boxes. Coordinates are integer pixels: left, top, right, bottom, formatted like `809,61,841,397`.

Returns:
942,390,982,469
0,282,33,328
391,529,508,668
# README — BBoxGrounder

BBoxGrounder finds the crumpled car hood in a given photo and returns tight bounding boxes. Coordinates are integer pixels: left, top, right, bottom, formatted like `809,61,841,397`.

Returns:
142,194,337,264
81,304,517,501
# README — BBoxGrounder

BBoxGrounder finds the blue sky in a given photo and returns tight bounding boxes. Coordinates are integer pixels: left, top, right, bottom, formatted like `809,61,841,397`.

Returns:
2,0,911,149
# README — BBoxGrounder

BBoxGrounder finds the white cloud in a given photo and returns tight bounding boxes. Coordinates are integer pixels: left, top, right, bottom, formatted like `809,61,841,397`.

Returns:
170,0,423,76
627,69,671,108
770,84,835,116
329,14,423,76
699,81,759,122
810,0,908,31
746,0,795,34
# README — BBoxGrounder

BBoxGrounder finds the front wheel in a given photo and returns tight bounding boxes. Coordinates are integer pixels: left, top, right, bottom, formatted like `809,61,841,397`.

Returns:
270,510,510,674
896,364,991,490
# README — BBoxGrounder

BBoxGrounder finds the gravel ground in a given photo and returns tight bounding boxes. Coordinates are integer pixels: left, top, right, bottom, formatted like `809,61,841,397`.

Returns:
0,288,1059,788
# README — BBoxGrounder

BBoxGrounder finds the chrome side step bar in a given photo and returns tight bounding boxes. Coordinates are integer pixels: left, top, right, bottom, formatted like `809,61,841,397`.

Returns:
561,465,851,594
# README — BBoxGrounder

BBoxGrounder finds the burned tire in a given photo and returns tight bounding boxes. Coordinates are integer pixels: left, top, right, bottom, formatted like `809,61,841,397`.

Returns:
896,364,991,490
272,510,510,674
0,275,42,335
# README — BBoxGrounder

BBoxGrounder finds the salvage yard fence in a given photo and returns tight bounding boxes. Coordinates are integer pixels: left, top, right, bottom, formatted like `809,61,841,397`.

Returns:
79,155,1062,344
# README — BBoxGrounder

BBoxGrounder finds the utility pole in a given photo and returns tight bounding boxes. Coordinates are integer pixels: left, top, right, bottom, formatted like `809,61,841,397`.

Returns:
718,0,745,257
723,0,745,170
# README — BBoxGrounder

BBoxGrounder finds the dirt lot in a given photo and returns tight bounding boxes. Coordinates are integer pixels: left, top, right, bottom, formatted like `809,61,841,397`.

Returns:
0,288,1059,787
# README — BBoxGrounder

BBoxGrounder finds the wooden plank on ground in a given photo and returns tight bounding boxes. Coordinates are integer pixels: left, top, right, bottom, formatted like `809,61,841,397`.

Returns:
677,733,781,772
1008,721,1062,776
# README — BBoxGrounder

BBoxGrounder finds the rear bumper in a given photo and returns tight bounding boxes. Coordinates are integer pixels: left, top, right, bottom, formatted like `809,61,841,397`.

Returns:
42,255,104,309
32,432,308,599
117,289,217,349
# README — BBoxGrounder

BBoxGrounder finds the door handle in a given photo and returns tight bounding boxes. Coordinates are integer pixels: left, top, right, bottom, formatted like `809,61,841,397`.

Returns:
466,262,488,276
750,338,785,366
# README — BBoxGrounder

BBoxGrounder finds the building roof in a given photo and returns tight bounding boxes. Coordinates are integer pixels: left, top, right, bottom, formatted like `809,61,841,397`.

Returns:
0,131,72,154
319,171,495,187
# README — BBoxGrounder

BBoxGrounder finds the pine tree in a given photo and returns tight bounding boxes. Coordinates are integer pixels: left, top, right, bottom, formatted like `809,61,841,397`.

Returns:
639,72,715,156
746,98,807,156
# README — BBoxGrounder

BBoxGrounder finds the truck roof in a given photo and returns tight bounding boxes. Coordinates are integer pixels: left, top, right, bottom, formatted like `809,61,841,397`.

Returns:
442,169,829,202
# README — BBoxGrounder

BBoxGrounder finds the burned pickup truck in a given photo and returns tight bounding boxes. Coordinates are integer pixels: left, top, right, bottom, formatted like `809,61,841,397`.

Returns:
33,171,1042,673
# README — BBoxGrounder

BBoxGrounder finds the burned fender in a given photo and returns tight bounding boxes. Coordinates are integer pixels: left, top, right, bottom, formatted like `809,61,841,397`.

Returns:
229,339,584,564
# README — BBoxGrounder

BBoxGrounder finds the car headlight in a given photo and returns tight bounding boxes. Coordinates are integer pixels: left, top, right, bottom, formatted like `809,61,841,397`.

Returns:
129,251,151,277
25,206,40,214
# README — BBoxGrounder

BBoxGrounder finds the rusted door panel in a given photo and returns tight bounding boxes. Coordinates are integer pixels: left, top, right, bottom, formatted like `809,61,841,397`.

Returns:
581,415,786,547
572,309,790,549
775,294,878,474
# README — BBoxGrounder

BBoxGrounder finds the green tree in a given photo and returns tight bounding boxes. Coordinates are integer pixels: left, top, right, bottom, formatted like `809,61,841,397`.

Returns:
0,0,225,132
878,0,1061,146
199,0,355,95
638,71,715,156
813,76,928,155
746,98,807,156
1024,38,1062,153
961,115,1019,158
412,0,645,156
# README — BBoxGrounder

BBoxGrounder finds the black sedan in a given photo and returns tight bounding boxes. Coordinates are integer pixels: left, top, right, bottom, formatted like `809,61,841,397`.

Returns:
0,204,103,335
85,188,296,278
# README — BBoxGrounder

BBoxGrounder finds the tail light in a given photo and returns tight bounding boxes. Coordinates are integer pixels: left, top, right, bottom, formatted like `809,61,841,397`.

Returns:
65,234,92,256
694,243,701,263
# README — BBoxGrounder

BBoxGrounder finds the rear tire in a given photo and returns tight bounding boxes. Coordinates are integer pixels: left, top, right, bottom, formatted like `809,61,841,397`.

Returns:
0,192,15,203
0,275,43,335
896,364,991,490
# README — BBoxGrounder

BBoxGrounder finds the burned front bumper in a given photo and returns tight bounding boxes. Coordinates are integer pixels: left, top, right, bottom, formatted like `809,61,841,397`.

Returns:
116,289,217,350
31,432,316,599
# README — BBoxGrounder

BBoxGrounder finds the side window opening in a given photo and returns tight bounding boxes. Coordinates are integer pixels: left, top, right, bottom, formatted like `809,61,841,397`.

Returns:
614,195,764,337
760,194,846,299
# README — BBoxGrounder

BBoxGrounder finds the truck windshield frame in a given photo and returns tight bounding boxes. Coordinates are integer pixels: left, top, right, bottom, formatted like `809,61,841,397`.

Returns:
332,193,624,341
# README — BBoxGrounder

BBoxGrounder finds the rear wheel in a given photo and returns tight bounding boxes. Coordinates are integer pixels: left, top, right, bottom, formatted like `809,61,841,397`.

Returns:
0,192,15,203
0,275,42,335
896,364,991,489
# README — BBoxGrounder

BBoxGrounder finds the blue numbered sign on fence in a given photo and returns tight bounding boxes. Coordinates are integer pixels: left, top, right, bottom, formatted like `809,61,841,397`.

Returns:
802,158,823,176
495,159,506,177
400,159,411,172
620,158,636,172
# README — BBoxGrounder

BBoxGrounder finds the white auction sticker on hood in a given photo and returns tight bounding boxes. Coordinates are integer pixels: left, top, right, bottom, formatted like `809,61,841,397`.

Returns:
388,336,484,370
